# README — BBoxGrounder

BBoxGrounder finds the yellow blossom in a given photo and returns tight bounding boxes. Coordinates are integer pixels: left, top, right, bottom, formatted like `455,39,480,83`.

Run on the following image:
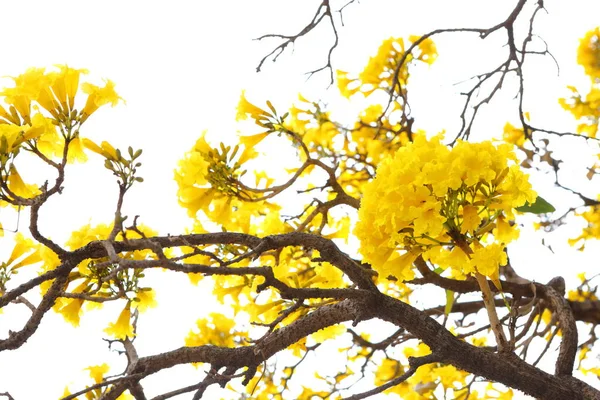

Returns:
238,132,269,164
309,324,346,344
185,313,246,348
81,80,123,122
104,303,135,340
86,363,110,384
7,166,40,199
5,233,41,270
82,138,119,160
502,122,525,146
494,216,519,244
51,65,88,109
67,137,89,163
374,358,404,386
1,67,48,123
469,243,507,278
133,288,158,313
356,136,532,281
29,113,63,158
461,205,481,234
236,90,270,122
57,298,85,327
577,27,600,80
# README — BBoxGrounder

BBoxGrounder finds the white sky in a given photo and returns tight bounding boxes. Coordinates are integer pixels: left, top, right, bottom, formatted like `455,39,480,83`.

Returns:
1,1,600,399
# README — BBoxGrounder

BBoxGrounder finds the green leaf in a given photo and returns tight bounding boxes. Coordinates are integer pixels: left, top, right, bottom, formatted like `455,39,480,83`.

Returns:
515,196,555,214
444,290,455,315
433,267,444,275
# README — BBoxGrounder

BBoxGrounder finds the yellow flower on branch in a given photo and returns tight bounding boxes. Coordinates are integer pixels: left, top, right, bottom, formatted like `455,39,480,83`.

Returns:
81,80,123,122
309,324,346,344
577,27,600,80
85,363,110,384
7,166,40,199
82,138,119,160
51,65,88,110
503,122,525,147
0,124,26,154
185,313,247,348
235,90,270,122
238,132,269,164
28,113,63,158
337,35,437,98
469,243,507,277
133,288,158,313
1,67,47,123
355,135,535,281
104,303,135,340
67,137,89,163
4,233,42,270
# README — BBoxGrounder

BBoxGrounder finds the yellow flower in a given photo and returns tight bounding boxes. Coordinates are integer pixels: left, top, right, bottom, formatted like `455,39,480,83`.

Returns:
5,235,42,271
374,358,404,386
67,137,89,163
577,28,600,80
85,363,110,384
238,132,269,164
469,243,507,278
494,216,519,244
7,166,40,199
235,90,270,122
336,70,359,98
503,122,525,146
568,289,598,302
29,113,63,158
177,186,215,217
38,245,61,272
461,205,481,234
498,165,537,208
51,65,88,109
185,313,244,348
66,223,112,250
57,298,84,327
133,288,157,313
81,80,123,122
55,279,90,326
0,124,25,154
309,324,346,344
307,260,344,289
379,250,419,281
1,67,48,123
344,36,437,98
82,138,119,160
104,303,135,340
434,364,465,390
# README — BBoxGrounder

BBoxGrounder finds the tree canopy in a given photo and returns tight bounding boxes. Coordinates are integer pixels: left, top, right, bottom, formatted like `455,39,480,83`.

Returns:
3,1,600,399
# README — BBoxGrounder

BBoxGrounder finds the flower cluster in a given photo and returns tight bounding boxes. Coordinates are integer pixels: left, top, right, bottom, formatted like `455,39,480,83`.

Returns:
185,312,248,349
337,35,437,98
0,66,123,231
577,28,600,81
559,28,600,138
355,135,537,281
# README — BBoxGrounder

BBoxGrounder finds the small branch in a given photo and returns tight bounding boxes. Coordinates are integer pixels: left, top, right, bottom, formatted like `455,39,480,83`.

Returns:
475,272,508,352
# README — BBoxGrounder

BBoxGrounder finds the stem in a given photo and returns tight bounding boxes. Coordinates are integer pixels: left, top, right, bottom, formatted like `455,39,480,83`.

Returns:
475,272,508,352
